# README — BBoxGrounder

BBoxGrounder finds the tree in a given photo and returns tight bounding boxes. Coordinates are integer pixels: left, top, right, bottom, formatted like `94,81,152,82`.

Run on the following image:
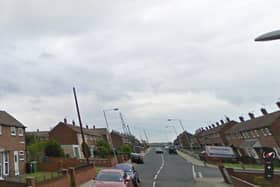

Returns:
95,139,112,158
44,140,64,157
118,144,132,154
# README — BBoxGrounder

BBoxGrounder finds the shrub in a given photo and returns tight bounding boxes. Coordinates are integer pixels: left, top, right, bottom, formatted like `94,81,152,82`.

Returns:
44,140,64,157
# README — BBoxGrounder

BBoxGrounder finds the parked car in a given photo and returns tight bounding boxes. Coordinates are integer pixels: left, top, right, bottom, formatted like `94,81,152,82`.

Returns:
130,153,144,164
155,147,163,154
115,163,140,187
94,169,133,187
168,145,177,154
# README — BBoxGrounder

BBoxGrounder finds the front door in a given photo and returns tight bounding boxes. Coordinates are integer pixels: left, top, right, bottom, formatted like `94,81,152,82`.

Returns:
14,151,19,176
0,152,2,179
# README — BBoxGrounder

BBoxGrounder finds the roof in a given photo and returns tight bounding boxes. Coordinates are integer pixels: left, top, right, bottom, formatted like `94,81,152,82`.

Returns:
93,128,108,135
55,122,102,137
225,111,280,133
198,121,237,136
26,131,49,137
0,111,25,128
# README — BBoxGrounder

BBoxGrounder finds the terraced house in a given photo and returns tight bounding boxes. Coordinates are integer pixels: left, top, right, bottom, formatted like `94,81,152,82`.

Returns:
224,103,280,161
0,111,26,179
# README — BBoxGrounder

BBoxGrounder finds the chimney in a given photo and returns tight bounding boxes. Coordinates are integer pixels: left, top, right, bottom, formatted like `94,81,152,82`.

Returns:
216,122,219,126
93,125,95,129
64,118,67,124
260,108,268,115
72,120,75,126
86,125,88,129
239,116,245,122
212,124,215,128
220,120,224,124
248,112,255,119
226,117,230,122
37,129,39,132
276,102,280,109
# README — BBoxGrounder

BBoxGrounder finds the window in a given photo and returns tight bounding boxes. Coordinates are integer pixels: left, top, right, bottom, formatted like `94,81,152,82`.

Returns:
11,127,16,136
19,151,24,161
261,128,267,136
265,128,272,136
0,125,2,135
254,130,260,137
18,128,23,136
3,152,9,176
251,131,256,138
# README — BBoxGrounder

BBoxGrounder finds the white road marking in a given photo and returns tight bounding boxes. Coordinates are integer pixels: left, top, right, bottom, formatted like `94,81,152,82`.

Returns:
198,172,203,178
152,154,165,187
192,165,197,179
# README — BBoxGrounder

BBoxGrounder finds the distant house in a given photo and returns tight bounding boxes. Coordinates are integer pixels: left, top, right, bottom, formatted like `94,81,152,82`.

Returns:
224,103,280,160
26,129,49,142
0,111,26,178
174,131,200,149
111,130,129,149
49,119,102,159
92,127,111,143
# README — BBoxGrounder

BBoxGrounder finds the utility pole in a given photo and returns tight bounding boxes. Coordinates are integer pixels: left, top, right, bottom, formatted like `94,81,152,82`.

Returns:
73,87,89,164
143,129,149,143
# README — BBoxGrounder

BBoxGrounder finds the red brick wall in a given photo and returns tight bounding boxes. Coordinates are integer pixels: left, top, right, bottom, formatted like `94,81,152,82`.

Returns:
37,174,71,187
49,123,77,145
0,181,25,187
75,165,96,185
38,157,84,172
92,157,117,167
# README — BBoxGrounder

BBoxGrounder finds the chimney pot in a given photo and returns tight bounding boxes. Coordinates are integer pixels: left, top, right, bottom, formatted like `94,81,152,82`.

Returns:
260,108,268,115
93,125,95,129
239,116,245,122
220,120,224,124
212,124,215,128
64,118,67,124
226,117,230,122
37,129,39,132
276,102,280,109
72,120,75,126
248,112,255,119
86,125,88,129
216,122,219,126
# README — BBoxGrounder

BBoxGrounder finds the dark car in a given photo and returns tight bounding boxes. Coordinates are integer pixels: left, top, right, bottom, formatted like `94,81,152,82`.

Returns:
130,153,144,164
115,163,140,187
155,147,163,154
168,145,177,154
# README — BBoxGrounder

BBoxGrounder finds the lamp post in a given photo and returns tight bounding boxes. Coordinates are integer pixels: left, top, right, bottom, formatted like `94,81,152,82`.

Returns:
255,29,280,41
103,108,119,161
166,125,182,147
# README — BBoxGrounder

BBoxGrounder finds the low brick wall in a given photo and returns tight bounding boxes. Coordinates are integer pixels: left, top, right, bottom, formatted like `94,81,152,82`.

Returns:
93,157,117,167
39,157,84,172
0,181,25,187
37,174,71,187
117,155,125,163
75,164,96,185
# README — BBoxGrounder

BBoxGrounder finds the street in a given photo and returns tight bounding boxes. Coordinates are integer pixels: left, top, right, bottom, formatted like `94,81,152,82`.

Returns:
135,148,222,187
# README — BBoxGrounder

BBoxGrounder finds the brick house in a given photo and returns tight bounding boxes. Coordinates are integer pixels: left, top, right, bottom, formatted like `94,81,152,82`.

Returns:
195,120,238,148
0,111,26,178
92,127,110,144
174,131,200,149
224,103,280,160
26,129,49,142
49,119,102,159
111,130,129,149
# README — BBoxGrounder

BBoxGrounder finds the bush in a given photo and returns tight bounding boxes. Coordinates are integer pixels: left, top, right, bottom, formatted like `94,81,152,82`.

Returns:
95,139,112,158
44,140,64,157
118,144,132,154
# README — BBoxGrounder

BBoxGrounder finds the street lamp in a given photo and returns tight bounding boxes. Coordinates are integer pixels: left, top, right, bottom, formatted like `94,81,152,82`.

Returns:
166,125,182,147
255,29,280,41
103,108,119,161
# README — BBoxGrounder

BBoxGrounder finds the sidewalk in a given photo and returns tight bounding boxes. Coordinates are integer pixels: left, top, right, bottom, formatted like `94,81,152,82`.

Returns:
177,150,233,187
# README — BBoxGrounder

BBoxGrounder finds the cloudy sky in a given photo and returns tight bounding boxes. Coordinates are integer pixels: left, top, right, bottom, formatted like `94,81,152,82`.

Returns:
1,0,280,142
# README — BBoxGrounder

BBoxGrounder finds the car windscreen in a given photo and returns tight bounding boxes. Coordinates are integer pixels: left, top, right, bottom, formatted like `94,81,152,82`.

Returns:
115,165,132,172
96,172,123,182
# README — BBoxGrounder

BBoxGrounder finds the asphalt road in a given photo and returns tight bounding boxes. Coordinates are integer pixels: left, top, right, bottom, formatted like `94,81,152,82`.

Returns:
135,148,222,187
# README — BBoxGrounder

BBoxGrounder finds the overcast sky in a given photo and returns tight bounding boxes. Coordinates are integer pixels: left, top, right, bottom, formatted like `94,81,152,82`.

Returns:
1,0,280,142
